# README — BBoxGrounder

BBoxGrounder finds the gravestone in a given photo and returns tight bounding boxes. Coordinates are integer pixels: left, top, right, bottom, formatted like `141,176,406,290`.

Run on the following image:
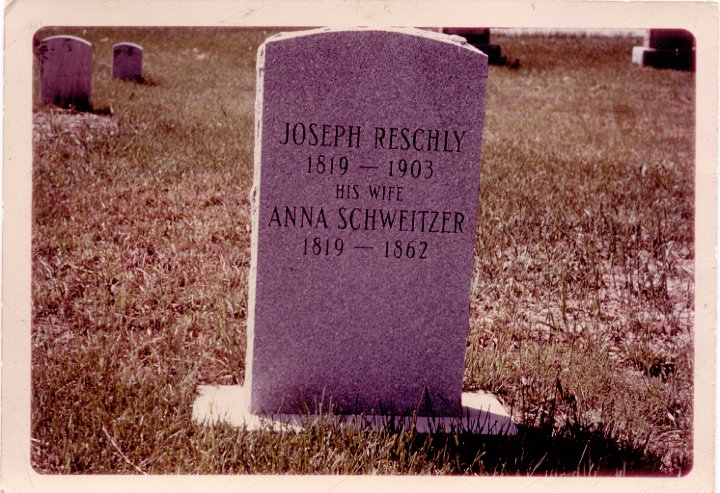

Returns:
632,29,695,71
441,27,503,65
39,35,93,110
112,42,143,81
246,27,488,417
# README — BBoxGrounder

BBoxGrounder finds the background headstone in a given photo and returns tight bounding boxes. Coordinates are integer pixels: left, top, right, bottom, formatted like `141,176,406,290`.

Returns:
632,29,695,71
112,42,143,81
441,27,503,65
39,35,93,110
648,29,695,50
246,28,488,417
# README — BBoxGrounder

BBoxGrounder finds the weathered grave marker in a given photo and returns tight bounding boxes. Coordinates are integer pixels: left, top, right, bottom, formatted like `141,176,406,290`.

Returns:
39,35,93,110
246,27,488,417
441,27,503,65
632,29,695,71
112,42,143,81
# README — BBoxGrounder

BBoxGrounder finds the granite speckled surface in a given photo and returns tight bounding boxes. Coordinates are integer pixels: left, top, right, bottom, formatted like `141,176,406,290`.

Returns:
112,42,143,80
247,28,488,416
39,35,93,110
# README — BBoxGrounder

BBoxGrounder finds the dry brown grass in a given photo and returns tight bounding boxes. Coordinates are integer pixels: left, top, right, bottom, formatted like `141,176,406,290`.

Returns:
31,28,693,474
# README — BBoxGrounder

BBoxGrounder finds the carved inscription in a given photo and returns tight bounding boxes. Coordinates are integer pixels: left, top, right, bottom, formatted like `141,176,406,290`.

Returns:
271,121,471,260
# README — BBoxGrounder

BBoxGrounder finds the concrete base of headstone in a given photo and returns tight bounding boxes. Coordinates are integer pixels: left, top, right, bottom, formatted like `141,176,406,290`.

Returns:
632,46,695,71
192,385,517,435
631,46,646,65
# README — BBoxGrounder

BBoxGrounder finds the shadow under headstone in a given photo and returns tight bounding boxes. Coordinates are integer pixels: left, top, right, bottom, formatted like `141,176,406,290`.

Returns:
192,385,679,474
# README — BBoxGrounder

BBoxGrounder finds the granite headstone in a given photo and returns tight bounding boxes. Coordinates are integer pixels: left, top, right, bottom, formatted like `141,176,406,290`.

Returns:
246,28,488,417
632,29,695,71
112,42,143,80
441,27,503,65
39,35,93,110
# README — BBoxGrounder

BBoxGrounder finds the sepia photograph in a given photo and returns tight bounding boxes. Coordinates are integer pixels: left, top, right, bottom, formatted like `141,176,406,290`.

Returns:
3,1,717,492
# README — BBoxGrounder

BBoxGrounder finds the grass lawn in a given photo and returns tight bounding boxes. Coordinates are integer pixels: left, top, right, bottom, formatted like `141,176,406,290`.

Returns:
31,27,694,475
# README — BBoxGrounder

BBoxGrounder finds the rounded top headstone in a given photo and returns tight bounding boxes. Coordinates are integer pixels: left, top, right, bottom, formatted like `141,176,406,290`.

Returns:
248,27,489,416
41,35,92,46
39,34,93,110
113,42,144,51
261,27,487,69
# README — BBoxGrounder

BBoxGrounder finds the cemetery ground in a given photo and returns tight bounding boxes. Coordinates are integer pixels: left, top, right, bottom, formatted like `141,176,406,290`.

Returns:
31,28,694,475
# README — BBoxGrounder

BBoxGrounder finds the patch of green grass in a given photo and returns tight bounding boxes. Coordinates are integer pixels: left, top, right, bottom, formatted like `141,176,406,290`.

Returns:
32,29,693,475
